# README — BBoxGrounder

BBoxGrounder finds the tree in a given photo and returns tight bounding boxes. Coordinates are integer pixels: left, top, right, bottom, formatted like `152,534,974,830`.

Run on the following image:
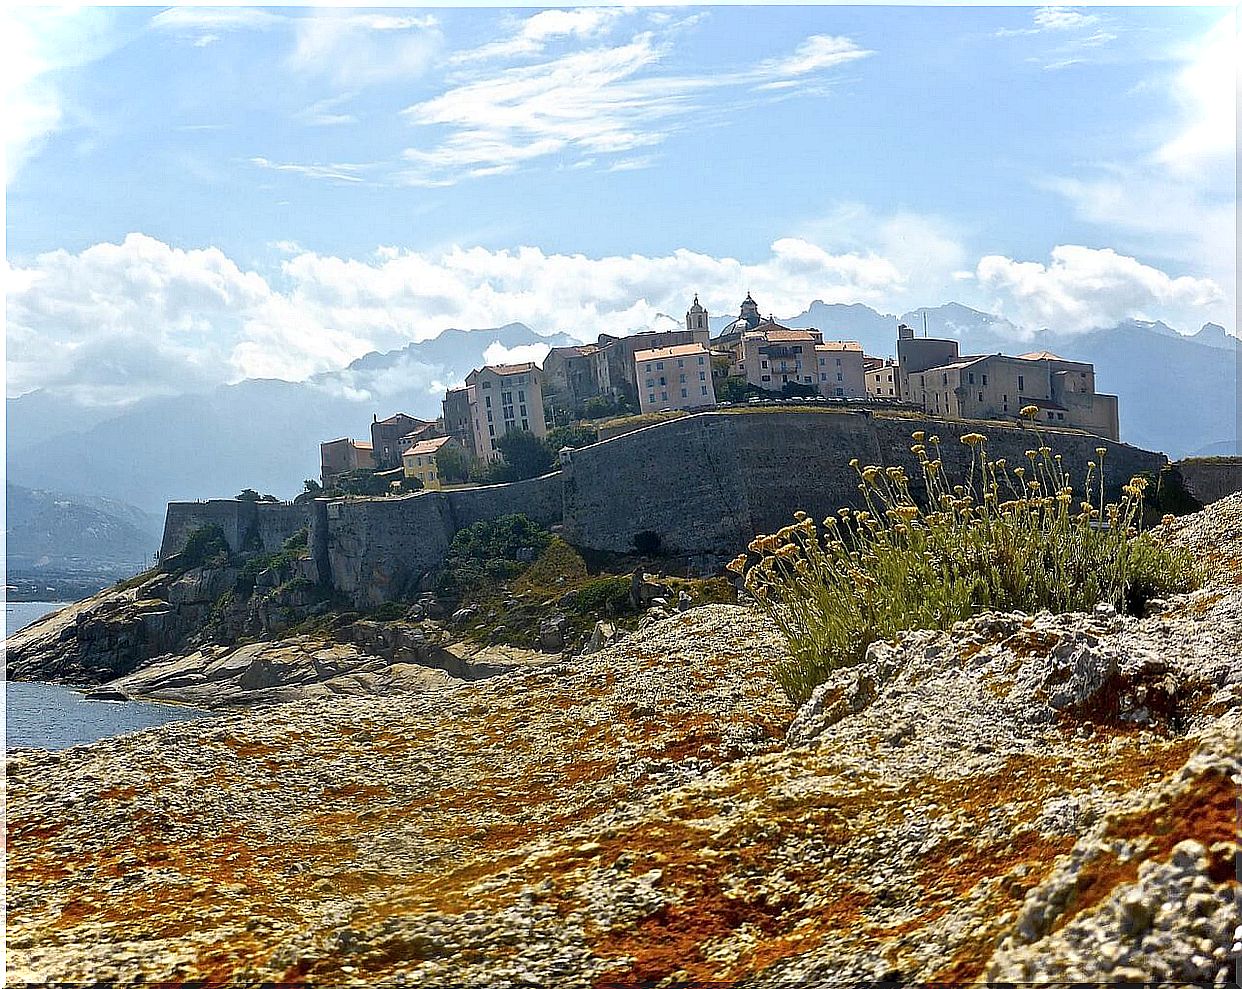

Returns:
237,488,262,501
303,479,323,495
546,423,597,451
435,443,471,484
495,430,555,481
717,376,756,403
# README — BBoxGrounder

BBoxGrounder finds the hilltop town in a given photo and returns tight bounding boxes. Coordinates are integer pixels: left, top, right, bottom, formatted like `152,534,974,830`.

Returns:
317,293,1122,495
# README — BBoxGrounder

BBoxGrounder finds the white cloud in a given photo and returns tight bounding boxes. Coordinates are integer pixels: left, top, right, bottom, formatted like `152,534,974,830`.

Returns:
7,232,908,405
2,7,118,180
483,341,553,367
975,245,1222,333
1040,16,1236,329
1033,7,1099,32
287,11,442,88
453,8,623,64
1156,14,1236,172
249,156,369,183
401,29,874,185
12,232,1224,408
149,7,284,44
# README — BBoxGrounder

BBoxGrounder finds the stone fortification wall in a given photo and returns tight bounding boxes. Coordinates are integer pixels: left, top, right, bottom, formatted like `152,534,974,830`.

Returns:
160,501,308,560
306,474,563,607
444,473,562,531
560,410,1166,565
165,411,1167,606
1174,457,1242,506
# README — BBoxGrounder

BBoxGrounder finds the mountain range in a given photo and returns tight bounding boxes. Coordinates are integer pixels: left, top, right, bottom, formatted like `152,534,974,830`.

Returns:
6,304,1236,515
6,483,163,574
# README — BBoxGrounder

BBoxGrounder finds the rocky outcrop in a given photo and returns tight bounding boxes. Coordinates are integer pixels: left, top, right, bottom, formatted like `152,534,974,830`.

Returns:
6,497,1242,984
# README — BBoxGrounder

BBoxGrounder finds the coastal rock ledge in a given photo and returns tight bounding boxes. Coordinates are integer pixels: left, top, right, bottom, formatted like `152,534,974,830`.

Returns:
8,498,1242,986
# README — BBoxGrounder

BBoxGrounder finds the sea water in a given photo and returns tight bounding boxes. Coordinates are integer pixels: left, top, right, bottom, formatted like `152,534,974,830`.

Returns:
5,601,215,750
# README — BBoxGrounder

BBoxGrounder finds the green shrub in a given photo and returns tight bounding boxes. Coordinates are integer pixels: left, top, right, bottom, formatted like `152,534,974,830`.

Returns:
733,419,1200,705
562,575,633,616
515,537,590,595
439,514,552,597
175,524,230,571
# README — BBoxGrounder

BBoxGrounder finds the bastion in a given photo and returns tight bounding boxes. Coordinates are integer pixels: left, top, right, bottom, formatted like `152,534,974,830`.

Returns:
162,409,1170,607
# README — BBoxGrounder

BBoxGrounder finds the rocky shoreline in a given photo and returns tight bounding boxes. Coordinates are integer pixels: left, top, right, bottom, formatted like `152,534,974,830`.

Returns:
6,497,1242,984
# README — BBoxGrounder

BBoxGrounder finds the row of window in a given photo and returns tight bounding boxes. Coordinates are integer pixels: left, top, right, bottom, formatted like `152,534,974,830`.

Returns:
646,385,710,403
642,356,706,372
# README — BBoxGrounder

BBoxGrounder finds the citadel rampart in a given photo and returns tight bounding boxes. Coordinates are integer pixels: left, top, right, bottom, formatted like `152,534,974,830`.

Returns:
159,500,308,560
164,410,1167,607
1173,457,1242,507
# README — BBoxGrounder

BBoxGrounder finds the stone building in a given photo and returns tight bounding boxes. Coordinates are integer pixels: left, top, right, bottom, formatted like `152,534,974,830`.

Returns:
732,325,824,390
634,342,717,413
371,413,431,471
897,324,1120,441
402,436,462,491
441,387,477,460
592,326,709,408
320,438,374,489
542,344,600,416
465,362,548,462
865,357,901,399
813,341,866,398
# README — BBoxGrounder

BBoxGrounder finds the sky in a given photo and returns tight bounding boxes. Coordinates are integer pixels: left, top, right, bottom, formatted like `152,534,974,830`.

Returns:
4,4,1236,407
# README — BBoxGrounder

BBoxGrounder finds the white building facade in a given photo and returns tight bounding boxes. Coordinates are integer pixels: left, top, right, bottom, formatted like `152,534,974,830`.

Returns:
464,363,548,462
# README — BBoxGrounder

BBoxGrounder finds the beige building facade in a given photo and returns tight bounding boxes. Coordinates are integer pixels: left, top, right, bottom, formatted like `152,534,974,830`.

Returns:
732,325,824,390
464,363,548,462
319,438,374,488
865,357,901,399
897,324,1120,441
813,341,866,398
635,343,717,413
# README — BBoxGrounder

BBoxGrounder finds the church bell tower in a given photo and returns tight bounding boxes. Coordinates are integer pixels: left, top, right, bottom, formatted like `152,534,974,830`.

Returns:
685,294,709,334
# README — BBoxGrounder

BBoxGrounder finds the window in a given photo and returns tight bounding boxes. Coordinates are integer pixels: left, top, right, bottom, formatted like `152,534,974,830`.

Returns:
659,376,666,386
982,374,987,386
701,385,708,395
978,392,984,402
487,410,493,423
518,390,525,402
835,388,844,396
1018,374,1024,390
1057,413,1065,421
679,374,686,383
761,360,768,369
761,374,770,382
502,391,511,404
837,373,843,382
697,356,704,365
522,418,529,430
819,357,825,365
648,392,655,404
661,391,668,401
485,396,492,408
482,381,492,389
646,378,654,388
656,361,664,370
488,424,495,436
681,388,688,398
968,372,974,385
699,371,706,381
835,358,842,367
943,373,948,386
677,359,684,368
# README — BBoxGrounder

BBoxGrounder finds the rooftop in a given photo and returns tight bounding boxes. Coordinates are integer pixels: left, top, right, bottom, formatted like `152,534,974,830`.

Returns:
815,341,863,352
634,343,709,362
1017,350,1068,361
403,436,453,458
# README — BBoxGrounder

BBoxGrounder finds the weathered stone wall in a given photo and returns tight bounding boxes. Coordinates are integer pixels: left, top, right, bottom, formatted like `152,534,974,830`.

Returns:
1174,457,1242,506
307,475,562,607
445,473,563,531
160,501,308,560
163,411,1168,605
561,410,1166,566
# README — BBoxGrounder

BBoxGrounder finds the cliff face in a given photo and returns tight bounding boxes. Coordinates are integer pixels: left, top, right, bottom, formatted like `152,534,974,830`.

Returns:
7,497,1241,985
